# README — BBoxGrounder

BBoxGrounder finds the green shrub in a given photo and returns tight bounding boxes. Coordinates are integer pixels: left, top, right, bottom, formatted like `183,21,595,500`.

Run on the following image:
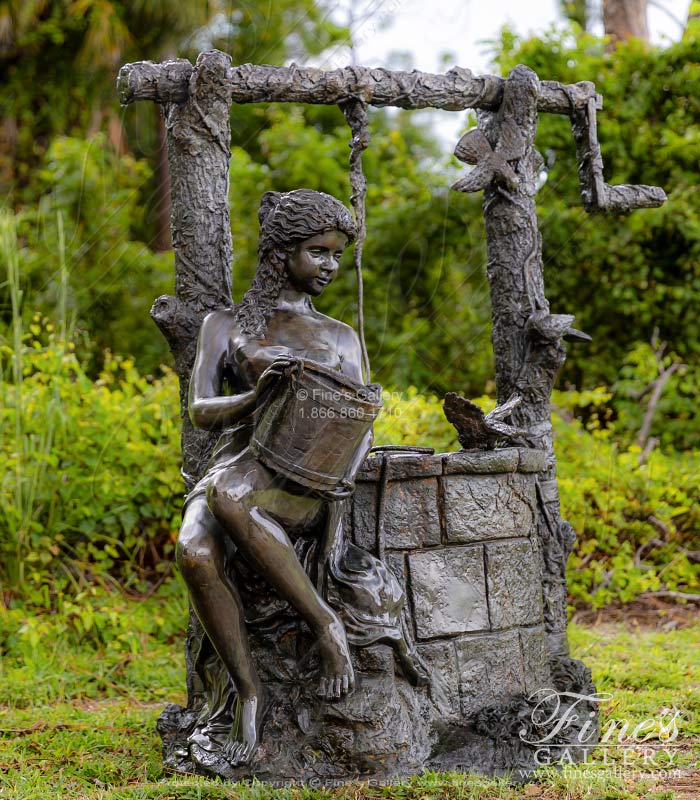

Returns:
374,386,461,452
1,266,696,611
611,341,700,451
0,139,174,372
0,314,182,600
554,398,699,607
0,579,188,707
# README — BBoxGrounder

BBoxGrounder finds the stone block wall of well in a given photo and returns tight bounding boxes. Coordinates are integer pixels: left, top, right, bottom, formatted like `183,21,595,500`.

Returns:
350,447,551,719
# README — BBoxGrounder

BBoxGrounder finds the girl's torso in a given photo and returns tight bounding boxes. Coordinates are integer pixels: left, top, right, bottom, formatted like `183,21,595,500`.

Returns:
230,307,361,389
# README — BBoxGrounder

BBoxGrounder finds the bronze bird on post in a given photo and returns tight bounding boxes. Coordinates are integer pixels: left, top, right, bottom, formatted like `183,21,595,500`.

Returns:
443,393,528,450
451,118,527,195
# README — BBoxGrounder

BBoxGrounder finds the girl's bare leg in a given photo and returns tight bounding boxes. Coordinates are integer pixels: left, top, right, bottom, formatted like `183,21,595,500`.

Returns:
177,496,265,764
207,472,355,700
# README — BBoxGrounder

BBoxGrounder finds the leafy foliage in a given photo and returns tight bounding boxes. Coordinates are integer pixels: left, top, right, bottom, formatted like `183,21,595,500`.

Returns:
374,386,461,452
1,138,175,367
0,312,182,598
559,0,590,30
553,389,700,608
0,0,347,193
0,579,188,707
612,340,700,450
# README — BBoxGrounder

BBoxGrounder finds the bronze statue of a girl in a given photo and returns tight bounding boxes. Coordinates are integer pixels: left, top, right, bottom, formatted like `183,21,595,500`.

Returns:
176,189,426,769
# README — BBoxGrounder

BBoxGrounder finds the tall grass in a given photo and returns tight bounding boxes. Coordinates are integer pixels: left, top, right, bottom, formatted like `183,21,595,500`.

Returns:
0,211,72,593
1,212,183,603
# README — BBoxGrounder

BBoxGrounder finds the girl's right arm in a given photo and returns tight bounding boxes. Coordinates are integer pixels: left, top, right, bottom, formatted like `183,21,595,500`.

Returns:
188,311,258,431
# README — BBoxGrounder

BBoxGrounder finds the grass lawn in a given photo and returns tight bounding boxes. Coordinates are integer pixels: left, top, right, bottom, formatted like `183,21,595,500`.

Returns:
1,583,697,800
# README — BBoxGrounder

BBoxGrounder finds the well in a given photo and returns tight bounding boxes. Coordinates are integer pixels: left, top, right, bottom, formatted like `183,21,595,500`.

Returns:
159,447,596,782
116,50,662,783
354,447,549,717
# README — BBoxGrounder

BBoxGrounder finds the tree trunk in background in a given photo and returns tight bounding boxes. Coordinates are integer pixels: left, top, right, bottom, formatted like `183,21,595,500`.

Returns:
603,0,648,42
0,114,18,195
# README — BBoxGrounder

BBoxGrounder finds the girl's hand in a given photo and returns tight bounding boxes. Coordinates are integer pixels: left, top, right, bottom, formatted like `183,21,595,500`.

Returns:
255,356,303,397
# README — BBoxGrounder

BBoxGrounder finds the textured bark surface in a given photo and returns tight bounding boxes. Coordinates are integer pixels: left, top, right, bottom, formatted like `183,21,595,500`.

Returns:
118,57,194,104
118,59,601,116
603,0,649,42
148,50,234,705
477,66,578,655
152,50,233,487
479,66,545,408
153,108,172,251
118,52,667,220
571,97,665,212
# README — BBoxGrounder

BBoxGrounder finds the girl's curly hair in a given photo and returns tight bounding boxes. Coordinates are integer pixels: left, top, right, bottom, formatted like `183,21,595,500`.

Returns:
236,189,356,337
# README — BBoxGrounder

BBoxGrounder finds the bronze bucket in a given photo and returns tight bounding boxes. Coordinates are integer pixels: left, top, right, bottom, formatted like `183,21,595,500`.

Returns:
251,360,382,491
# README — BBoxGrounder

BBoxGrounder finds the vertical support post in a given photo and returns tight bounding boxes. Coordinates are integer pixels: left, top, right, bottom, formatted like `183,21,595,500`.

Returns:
149,50,234,704
479,65,576,657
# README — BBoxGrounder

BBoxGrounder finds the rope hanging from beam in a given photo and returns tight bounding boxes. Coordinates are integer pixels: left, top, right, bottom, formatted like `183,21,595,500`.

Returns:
340,97,371,384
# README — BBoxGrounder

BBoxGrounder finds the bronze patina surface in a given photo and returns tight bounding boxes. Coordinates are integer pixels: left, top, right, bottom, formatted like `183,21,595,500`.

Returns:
175,189,426,772
117,50,665,782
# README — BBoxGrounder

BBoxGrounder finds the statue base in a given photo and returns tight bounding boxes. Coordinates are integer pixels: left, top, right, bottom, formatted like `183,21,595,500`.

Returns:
159,449,599,782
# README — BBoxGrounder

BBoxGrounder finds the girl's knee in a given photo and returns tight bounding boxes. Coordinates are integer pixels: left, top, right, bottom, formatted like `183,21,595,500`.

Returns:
177,522,222,584
206,474,247,524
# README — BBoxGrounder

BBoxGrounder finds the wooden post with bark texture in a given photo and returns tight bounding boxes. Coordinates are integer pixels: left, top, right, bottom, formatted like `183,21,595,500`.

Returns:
476,66,578,656
144,50,234,705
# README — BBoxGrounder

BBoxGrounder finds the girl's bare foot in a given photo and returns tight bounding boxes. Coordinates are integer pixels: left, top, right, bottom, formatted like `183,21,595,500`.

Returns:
316,617,355,700
190,686,266,768
224,693,265,764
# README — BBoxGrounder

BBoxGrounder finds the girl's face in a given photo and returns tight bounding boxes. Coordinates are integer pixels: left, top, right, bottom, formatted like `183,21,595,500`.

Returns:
285,230,348,296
